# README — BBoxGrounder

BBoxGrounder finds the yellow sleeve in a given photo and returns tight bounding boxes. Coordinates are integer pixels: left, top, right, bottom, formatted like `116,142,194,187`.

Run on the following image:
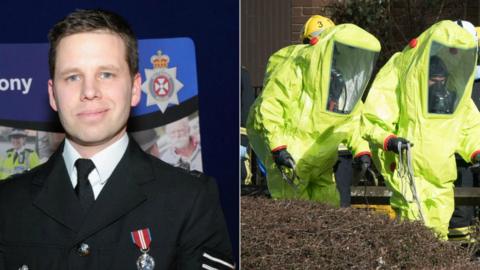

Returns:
361,53,401,149
345,103,371,157
457,99,480,162
251,60,303,150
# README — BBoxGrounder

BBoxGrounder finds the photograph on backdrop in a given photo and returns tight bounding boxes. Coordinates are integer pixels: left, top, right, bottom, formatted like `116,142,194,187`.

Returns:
0,113,202,180
131,113,202,172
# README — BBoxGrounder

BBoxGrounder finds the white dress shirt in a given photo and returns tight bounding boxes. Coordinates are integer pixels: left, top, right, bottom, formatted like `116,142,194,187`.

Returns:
63,133,129,199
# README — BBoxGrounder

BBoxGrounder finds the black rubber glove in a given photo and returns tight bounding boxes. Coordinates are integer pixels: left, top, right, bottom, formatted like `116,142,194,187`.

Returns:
386,137,411,154
272,149,295,169
352,154,371,171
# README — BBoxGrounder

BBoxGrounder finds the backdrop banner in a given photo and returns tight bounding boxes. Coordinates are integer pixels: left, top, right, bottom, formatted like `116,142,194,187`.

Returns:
0,37,203,178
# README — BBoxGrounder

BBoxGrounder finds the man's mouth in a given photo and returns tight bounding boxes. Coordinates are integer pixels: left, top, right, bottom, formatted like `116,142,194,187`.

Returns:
77,108,109,120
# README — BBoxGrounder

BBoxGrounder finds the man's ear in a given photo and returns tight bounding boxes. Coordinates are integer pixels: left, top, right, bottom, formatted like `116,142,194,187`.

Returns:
48,79,58,112
131,73,142,107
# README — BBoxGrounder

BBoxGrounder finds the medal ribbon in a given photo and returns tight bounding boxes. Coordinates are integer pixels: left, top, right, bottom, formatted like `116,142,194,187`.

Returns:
131,228,152,251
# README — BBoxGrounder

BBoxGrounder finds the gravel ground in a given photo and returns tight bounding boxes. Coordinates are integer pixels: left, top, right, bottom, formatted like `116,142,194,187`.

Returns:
241,196,480,270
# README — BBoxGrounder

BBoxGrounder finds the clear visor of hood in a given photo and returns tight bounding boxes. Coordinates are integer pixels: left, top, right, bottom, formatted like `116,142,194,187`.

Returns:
427,41,476,114
326,42,378,114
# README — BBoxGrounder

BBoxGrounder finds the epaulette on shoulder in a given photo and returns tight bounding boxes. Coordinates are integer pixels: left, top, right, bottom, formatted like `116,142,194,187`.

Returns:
24,148,34,153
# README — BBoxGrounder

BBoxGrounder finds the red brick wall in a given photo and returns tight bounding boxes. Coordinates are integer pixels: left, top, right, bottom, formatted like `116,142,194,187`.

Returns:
242,0,480,86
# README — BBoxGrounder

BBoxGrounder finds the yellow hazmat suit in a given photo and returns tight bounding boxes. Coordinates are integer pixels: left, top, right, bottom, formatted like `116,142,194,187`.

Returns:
362,20,480,239
247,24,380,206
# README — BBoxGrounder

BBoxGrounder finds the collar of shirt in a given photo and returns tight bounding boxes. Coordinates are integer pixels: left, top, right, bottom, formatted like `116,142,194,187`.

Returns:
62,133,129,199
15,146,25,154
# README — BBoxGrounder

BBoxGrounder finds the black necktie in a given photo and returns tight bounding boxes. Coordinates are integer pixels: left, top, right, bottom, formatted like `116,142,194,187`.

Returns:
12,152,18,163
74,159,95,211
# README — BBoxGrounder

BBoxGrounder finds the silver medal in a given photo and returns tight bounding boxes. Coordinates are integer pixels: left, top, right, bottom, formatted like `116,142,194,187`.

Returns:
136,251,155,270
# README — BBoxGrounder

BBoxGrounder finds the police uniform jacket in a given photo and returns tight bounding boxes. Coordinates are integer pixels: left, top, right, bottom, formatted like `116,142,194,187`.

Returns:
0,139,234,270
0,148,40,179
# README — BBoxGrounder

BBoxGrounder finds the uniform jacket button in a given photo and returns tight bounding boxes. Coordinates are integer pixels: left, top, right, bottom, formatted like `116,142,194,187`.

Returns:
76,242,90,256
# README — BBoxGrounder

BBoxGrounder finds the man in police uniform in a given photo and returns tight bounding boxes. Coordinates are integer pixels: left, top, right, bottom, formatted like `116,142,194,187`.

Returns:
0,128,40,179
0,9,233,269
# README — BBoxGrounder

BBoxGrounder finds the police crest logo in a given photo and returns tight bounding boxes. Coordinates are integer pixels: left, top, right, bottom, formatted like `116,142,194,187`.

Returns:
141,50,184,113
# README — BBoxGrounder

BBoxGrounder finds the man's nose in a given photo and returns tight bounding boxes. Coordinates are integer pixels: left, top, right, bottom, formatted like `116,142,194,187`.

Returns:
81,77,101,100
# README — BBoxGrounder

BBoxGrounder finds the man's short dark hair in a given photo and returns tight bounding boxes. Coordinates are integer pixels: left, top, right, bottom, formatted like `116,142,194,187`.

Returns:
48,9,138,79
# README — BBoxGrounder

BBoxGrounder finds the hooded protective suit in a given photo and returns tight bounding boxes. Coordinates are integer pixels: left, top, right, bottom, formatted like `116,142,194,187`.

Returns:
247,24,380,205
262,44,307,87
361,20,480,239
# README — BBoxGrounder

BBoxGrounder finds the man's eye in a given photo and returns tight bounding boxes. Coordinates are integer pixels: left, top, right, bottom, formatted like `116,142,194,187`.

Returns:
66,75,80,82
99,72,114,79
